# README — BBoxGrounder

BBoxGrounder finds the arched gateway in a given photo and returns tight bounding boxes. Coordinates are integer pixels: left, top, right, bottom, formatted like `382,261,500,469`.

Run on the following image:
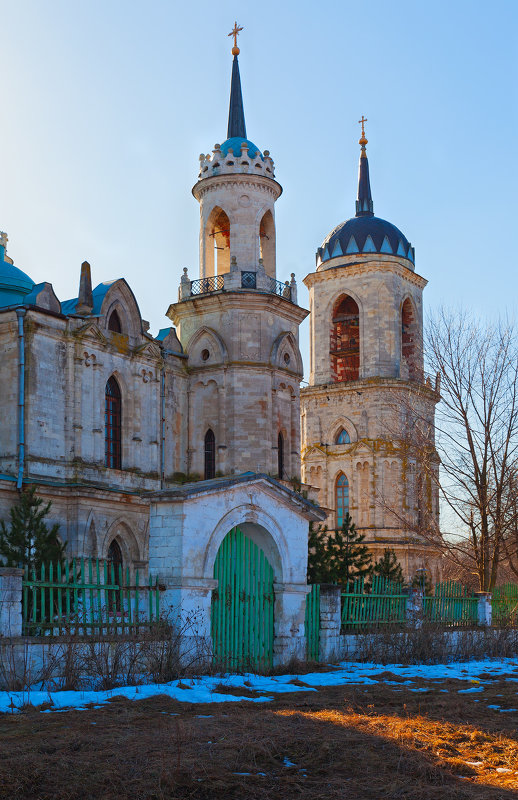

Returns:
211,526,275,670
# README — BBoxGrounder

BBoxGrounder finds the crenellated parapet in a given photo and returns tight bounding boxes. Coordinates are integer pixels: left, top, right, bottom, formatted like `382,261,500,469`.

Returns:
198,142,276,181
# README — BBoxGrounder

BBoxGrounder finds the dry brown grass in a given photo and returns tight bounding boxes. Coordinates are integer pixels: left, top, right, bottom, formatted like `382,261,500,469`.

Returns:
1,678,518,799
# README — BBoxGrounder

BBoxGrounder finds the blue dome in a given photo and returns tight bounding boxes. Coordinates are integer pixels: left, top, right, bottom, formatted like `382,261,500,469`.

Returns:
317,215,414,265
220,137,263,160
0,243,34,306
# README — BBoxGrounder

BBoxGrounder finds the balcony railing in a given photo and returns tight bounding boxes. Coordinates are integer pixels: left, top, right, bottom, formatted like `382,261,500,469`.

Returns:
241,271,257,289
268,276,291,300
190,276,224,296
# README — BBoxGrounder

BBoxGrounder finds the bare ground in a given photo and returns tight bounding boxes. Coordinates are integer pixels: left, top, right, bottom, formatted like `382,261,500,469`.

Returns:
1,674,518,799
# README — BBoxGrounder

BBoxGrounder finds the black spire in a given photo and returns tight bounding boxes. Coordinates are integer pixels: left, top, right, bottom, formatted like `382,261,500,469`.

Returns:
227,53,247,140
355,116,374,217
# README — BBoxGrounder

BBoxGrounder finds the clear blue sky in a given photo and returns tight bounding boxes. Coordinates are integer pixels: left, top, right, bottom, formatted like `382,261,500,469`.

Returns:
1,0,517,371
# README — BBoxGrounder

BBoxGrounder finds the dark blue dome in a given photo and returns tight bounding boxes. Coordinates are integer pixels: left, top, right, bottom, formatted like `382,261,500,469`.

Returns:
317,215,414,265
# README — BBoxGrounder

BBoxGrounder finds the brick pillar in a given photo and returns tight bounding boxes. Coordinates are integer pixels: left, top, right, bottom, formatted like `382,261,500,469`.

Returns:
0,568,24,637
475,592,492,626
318,584,341,661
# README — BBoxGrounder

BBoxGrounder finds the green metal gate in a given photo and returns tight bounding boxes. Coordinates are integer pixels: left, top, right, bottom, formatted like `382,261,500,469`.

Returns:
211,526,274,671
305,583,320,661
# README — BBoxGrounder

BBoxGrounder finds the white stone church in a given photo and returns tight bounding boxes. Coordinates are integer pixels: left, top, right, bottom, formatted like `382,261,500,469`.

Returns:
0,36,440,661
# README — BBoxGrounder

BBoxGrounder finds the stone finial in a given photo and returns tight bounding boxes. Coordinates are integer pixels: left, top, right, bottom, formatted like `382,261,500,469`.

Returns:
76,260,93,315
180,267,191,300
230,255,238,271
0,231,7,249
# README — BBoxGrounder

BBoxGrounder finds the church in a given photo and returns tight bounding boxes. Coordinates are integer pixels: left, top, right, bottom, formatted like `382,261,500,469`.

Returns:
0,30,440,661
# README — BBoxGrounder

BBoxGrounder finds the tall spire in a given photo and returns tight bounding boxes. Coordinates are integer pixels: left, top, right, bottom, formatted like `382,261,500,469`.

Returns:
355,116,374,217
227,22,247,140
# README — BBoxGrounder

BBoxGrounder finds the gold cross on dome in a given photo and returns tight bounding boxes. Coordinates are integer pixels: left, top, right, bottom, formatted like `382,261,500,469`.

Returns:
228,21,243,48
358,115,367,136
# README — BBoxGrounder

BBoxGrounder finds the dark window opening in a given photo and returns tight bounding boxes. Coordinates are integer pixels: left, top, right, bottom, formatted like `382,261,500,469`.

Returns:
278,432,284,479
204,428,216,480
108,310,122,333
107,539,123,611
105,376,121,469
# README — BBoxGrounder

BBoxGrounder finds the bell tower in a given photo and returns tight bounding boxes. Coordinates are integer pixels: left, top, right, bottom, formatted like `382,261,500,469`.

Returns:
167,29,307,480
301,123,441,579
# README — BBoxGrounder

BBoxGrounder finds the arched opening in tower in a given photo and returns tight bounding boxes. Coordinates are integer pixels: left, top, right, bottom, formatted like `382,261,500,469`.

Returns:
330,295,360,382
259,210,275,278
205,206,231,277
401,298,419,381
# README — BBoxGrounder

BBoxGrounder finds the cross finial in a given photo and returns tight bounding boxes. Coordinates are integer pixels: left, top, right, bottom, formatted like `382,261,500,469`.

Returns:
228,21,243,55
358,115,368,150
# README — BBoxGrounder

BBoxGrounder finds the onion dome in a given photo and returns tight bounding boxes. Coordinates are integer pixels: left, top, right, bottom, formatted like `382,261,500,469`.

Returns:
317,122,415,266
0,232,35,307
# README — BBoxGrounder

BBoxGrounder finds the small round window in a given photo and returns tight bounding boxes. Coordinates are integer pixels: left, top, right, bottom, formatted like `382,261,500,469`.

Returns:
283,352,291,365
201,349,210,362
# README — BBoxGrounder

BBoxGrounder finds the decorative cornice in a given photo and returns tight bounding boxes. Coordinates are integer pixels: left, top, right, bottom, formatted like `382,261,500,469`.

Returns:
193,173,282,201
304,256,427,290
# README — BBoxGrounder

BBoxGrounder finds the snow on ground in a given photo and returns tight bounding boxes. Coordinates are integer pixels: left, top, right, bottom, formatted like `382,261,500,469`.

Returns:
1,658,518,714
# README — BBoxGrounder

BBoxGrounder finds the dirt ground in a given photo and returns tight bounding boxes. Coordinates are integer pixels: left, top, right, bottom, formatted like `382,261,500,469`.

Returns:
1,674,518,799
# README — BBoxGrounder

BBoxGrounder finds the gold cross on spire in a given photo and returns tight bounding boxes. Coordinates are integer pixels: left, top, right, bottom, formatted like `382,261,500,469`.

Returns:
358,115,368,149
229,21,243,55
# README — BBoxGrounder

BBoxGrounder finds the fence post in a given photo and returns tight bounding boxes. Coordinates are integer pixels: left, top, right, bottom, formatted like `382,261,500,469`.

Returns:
475,592,492,626
318,584,341,662
0,567,24,637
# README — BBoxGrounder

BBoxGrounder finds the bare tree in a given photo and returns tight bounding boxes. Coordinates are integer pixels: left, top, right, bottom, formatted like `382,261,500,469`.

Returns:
422,308,518,590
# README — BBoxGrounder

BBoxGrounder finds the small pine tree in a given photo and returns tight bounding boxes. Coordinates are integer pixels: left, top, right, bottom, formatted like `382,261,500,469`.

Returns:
307,522,330,583
308,514,372,587
329,514,372,588
0,486,65,572
372,548,405,586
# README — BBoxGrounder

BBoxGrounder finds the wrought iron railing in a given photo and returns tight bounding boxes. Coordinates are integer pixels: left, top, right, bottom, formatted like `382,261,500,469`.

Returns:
190,275,224,296
269,277,292,300
241,271,257,289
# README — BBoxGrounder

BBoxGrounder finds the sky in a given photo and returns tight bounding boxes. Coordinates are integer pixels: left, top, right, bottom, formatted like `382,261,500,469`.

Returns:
1,0,517,373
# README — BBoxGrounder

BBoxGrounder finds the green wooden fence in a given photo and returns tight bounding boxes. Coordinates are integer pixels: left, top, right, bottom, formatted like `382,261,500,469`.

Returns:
305,583,320,661
493,583,518,625
423,580,478,627
211,527,275,671
22,558,160,636
341,576,408,631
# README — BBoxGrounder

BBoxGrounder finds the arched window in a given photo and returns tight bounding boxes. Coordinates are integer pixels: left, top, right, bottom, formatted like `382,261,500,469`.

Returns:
107,539,123,610
204,428,215,480
205,206,230,278
105,377,121,469
259,210,276,278
336,428,351,444
335,473,349,529
278,432,284,479
330,295,360,382
108,310,122,333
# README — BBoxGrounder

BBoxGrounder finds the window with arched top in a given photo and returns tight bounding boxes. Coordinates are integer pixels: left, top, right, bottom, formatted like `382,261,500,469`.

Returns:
205,206,230,278
336,428,351,445
259,210,276,278
330,295,360,382
108,310,122,333
278,432,284,479
105,377,121,469
335,473,350,529
107,539,123,610
204,428,216,480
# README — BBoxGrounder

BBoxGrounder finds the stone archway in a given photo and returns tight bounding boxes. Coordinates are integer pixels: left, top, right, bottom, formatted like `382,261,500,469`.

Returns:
211,524,276,670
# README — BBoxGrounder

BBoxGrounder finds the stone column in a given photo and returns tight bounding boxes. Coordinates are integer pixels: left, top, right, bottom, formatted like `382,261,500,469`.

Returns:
475,592,492,626
318,584,341,661
0,568,24,637
273,583,309,665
